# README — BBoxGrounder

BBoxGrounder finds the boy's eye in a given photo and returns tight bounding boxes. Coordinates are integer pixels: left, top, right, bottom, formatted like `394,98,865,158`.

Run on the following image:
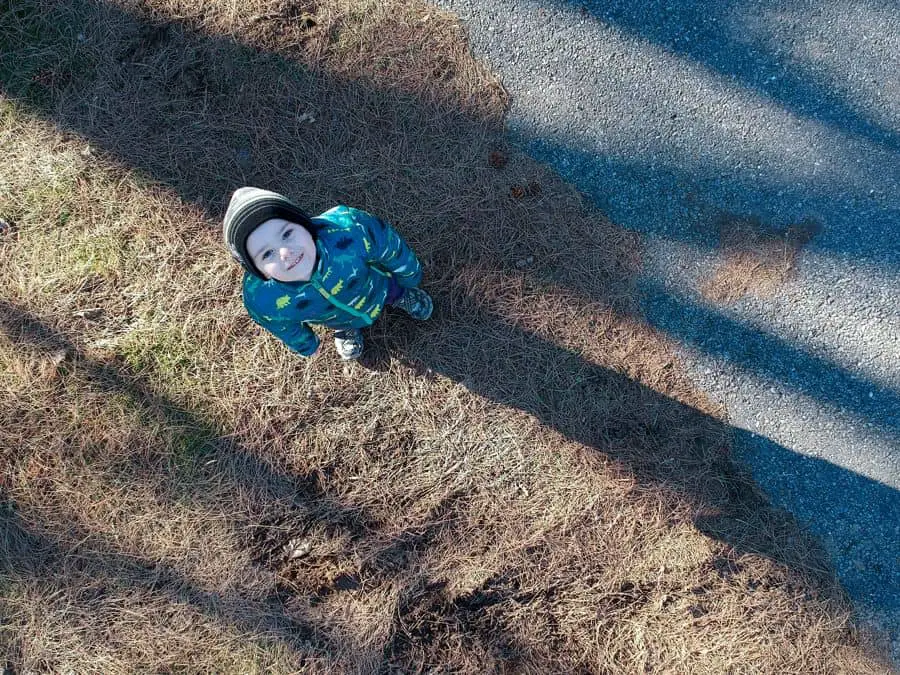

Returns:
261,249,273,260
282,228,293,240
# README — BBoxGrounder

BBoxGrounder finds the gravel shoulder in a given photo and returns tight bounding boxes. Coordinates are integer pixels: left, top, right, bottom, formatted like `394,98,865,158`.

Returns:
434,0,900,660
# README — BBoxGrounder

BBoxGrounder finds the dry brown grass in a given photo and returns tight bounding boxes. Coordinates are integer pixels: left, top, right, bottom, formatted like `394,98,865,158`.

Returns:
700,214,821,303
0,0,891,671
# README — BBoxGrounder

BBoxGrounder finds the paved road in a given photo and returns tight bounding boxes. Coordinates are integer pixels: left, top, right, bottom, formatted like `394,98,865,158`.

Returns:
434,0,900,658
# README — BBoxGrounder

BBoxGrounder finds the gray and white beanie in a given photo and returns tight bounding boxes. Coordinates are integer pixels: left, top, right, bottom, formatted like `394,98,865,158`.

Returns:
222,187,314,278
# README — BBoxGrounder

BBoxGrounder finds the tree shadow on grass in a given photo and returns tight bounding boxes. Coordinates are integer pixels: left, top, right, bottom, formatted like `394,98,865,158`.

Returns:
0,298,546,669
373,293,900,629
0,299,349,665
0,493,330,664
1,0,895,666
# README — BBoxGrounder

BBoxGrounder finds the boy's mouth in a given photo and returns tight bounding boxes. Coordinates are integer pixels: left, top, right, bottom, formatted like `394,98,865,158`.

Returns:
285,252,304,270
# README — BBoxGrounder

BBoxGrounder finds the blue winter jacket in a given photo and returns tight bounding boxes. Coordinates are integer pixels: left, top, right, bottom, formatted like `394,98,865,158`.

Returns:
242,206,422,356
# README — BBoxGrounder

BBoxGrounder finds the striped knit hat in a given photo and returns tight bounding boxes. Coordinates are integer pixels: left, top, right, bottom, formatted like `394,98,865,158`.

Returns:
222,187,314,278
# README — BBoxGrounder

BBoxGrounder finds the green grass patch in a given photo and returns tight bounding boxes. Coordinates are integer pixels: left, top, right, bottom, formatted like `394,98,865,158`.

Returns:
67,231,127,279
115,325,197,380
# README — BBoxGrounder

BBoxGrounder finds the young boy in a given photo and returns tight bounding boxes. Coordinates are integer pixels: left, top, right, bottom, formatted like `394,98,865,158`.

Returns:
223,187,433,360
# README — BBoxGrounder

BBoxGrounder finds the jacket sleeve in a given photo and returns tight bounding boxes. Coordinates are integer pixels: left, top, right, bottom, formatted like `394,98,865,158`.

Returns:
351,208,423,288
243,291,320,357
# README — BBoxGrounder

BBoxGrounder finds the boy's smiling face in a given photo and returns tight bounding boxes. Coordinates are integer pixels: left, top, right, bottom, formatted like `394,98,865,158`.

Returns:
246,218,317,282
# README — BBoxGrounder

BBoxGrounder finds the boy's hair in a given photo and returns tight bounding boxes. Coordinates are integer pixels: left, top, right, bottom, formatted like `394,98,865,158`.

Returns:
222,187,314,278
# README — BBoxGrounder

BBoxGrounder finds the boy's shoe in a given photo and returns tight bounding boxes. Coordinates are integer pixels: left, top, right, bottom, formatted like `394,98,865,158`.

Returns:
391,287,433,320
334,329,364,360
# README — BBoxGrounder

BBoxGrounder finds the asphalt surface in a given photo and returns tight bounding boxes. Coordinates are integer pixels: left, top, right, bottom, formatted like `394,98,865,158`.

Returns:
433,0,900,658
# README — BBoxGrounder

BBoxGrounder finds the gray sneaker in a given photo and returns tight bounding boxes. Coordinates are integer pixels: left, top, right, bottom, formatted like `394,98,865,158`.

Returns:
391,287,433,320
334,329,364,360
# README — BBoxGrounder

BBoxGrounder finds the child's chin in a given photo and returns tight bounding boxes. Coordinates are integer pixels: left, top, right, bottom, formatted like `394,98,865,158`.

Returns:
274,268,308,283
